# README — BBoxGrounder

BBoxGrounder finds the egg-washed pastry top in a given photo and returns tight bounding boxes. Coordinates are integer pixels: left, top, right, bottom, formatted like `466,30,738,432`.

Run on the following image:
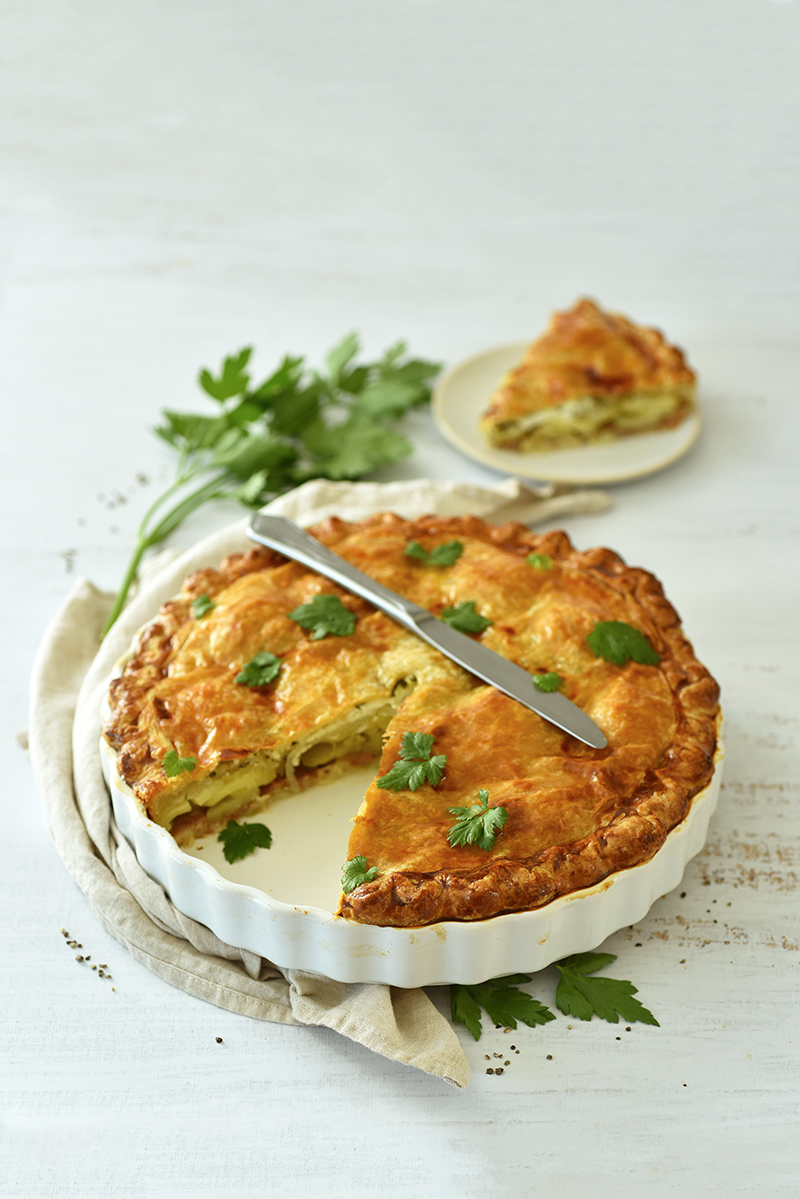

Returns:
480,298,696,452
104,513,720,928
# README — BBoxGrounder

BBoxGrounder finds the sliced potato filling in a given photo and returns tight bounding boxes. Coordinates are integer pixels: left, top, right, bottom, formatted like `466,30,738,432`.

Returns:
487,390,687,449
157,681,418,838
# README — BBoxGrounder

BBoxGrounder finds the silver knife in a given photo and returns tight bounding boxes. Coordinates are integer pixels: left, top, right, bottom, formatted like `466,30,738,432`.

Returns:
247,512,607,749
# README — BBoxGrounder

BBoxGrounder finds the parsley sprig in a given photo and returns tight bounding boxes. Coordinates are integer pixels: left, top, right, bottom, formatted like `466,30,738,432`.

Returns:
162,749,197,777
191,593,215,619
404,540,463,567
101,334,440,637
217,819,273,864
376,732,447,792
532,671,563,693
439,601,492,634
289,594,356,640
587,621,660,667
554,952,660,1024
449,952,658,1041
451,975,556,1041
341,856,379,894
526,552,553,570
447,790,508,850
235,651,282,687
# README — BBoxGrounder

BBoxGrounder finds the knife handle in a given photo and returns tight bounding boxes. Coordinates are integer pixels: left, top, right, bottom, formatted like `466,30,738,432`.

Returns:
247,513,426,630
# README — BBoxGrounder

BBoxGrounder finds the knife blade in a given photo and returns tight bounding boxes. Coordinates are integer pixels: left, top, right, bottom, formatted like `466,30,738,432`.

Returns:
247,512,607,749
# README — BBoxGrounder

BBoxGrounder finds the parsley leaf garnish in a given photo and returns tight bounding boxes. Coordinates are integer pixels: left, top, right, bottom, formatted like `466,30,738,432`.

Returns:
526,552,553,570
376,731,447,792
162,749,197,778
439,601,493,634
554,952,660,1025
587,621,660,667
341,855,379,894
403,540,429,563
450,975,556,1041
532,671,563,692
101,334,441,638
191,593,215,619
404,539,463,567
198,347,253,401
217,819,273,864
288,594,356,640
298,415,412,481
447,789,509,851
325,332,360,385
235,651,282,687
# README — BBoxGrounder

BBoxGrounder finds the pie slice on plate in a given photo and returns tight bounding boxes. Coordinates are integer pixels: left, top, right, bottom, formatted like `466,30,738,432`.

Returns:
479,298,696,452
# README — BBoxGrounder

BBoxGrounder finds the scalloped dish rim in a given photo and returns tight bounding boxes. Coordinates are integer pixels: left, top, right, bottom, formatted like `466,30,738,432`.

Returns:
100,721,724,987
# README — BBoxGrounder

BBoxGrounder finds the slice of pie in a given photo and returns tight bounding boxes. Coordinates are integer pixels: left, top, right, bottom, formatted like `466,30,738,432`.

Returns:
104,513,719,927
480,298,696,452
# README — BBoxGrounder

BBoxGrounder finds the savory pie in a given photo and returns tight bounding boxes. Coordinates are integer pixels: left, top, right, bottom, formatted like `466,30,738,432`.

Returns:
104,513,720,928
480,298,696,452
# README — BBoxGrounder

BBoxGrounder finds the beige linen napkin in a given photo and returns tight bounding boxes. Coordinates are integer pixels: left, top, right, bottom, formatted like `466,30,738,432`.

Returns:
29,476,610,1088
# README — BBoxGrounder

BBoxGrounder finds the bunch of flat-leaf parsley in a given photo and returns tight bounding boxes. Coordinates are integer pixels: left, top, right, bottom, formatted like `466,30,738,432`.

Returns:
102,334,441,636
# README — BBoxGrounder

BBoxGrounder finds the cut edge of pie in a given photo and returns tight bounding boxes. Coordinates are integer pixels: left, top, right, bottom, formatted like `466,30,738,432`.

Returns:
103,512,720,928
480,298,696,453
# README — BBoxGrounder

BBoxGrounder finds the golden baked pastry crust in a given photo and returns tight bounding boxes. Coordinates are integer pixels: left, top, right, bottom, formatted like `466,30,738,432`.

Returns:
104,513,719,928
480,298,696,451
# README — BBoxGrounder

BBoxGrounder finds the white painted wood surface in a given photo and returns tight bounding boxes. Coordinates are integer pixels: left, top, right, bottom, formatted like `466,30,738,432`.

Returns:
3,3,798,1195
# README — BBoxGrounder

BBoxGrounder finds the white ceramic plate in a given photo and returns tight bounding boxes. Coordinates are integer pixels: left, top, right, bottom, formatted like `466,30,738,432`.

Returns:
101,729,723,988
433,342,701,485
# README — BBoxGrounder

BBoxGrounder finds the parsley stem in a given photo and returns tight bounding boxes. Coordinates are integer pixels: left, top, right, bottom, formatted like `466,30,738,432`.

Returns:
101,539,149,638
101,468,229,638
135,470,196,542
141,471,228,545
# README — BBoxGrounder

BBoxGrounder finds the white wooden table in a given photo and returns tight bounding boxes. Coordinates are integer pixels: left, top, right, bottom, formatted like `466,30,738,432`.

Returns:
3,3,799,1195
